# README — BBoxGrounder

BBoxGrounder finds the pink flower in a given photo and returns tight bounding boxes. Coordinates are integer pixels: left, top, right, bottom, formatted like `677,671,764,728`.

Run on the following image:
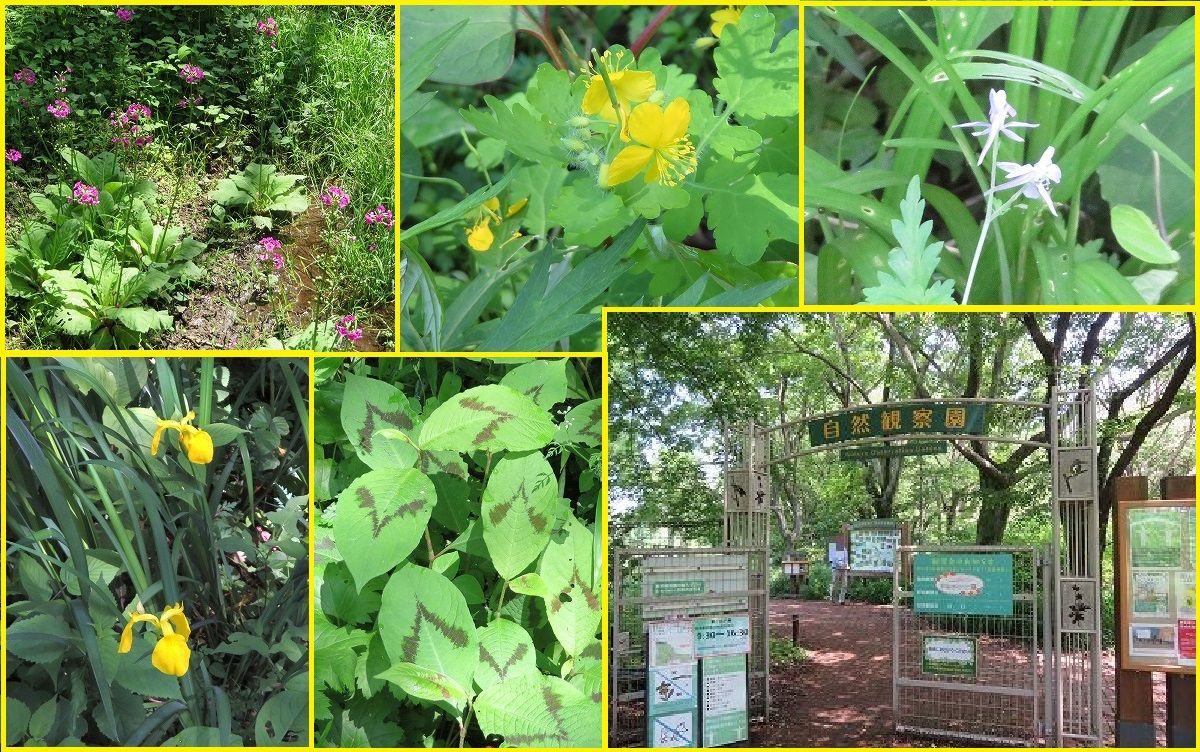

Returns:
177,98,189,109
115,8,133,22
47,99,71,119
6,149,21,163
73,181,100,206
257,17,279,38
320,185,350,209
179,64,206,84
12,68,36,86
364,204,394,229
335,314,364,342
256,237,284,269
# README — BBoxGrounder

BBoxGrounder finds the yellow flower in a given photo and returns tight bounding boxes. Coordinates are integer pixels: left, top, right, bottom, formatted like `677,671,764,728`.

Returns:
118,602,192,677
711,6,745,38
465,197,528,252
151,410,213,464
581,49,656,139
602,98,698,188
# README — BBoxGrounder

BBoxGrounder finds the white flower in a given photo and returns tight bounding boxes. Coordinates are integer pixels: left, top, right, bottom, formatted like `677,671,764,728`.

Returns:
990,146,1062,216
954,89,1038,165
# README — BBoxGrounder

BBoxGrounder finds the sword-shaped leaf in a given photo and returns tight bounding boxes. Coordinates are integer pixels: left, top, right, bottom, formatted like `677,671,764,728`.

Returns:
334,469,436,591
482,451,559,580
417,384,555,453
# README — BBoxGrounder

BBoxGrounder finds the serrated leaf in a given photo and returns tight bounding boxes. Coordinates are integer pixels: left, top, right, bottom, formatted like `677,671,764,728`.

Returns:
334,468,437,591
475,674,601,748
483,451,559,580
554,399,601,446
862,176,957,304
499,360,568,410
340,374,419,470
460,96,568,164
376,661,469,705
7,698,31,746
714,6,800,119
379,564,479,704
475,620,540,691
418,384,555,453
5,613,75,663
314,610,369,694
539,517,600,657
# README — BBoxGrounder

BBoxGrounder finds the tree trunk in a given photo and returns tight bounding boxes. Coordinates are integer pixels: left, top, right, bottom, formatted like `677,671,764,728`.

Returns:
975,473,1012,544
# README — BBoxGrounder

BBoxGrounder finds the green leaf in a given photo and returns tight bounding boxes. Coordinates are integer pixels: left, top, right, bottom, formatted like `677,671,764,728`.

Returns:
204,422,247,447
862,176,957,304
539,517,601,657
114,638,184,700
321,561,383,626
7,698,31,746
499,360,568,410
255,688,307,746
554,399,602,447
483,451,559,580
460,96,569,164
340,374,419,470
379,564,479,704
400,6,524,85
1110,204,1180,264
714,6,800,119
163,727,240,746
334,468,437,591
475,674,600,748
702,157,799,265
508,572,551,599
314,611,368,694
418,384,555,453
6,613,75,663
376,661,469,705
548,178,637,248
474,619,540,691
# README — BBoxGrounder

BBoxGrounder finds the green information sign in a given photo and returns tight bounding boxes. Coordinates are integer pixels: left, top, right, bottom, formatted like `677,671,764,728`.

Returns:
653,580,706,597
921,635,978,677
700,654,748,747
840,441,948,460
809,403,986,448
1128,508,1185,568
913,553,1014,616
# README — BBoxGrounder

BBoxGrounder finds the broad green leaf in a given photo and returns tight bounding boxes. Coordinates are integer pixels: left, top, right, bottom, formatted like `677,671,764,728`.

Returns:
418,384,555,453
7,698,30,746
255,688,307,746
475,619,539,691
379,564,479,702
334,469,437,591
1110,204,1180,265
714,6,800,119
499,359,568,410
314,610,368,694
554,399,601,447
114,639,184,700
5,613,75,663
702,156,798,265
460,96,569,164
483,451,559,580
163,727,240,746
340,374,419,470
548,178,637,248
475,674,601,748
376,661,469,705
539,517,600,657
400,6,524,86
321,562,383,626
204,422,247,447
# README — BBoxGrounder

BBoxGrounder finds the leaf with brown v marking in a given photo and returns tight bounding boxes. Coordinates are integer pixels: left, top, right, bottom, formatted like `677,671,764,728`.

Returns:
340,374,420,470
482,450,559,580
475,674,600,747
418,384,555,453
474,619,539,692
334,468,436,591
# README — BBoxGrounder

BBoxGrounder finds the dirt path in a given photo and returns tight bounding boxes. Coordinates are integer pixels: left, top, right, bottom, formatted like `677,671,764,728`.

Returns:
758,600,1166,747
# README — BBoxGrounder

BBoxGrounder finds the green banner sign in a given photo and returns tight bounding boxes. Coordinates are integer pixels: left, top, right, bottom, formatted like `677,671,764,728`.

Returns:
652,580,706,597
913,553,1014,616
839,441,949,460
808,403,986,448
921,635,978,677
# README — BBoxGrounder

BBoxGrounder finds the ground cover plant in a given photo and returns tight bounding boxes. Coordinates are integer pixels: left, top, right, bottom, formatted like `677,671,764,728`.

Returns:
314,357,602,746
5,357,309,745
5,5,395,350
400,5,800,351
804,5,1195,304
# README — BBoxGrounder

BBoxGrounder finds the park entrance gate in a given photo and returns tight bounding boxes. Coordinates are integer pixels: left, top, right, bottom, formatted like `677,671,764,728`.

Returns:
722,388,1102,746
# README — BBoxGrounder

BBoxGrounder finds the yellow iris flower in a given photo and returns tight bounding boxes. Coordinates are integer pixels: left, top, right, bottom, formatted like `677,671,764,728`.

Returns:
151,410,213,464
711,6,745,38
466,197,528,252
581,49,656,140
602,98,698,188
118,602,192,677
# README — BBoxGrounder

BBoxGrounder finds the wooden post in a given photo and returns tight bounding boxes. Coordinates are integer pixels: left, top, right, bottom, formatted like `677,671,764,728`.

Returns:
1161,476,1196,749
1114,476,1155,746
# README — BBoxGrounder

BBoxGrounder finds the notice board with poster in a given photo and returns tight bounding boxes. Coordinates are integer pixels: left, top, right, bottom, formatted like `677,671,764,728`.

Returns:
847,519,908,574
1117,498,1196,674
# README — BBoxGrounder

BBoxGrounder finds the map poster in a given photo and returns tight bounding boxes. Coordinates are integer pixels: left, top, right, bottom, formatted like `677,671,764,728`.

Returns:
1179,620,1196,666
1128,508,1184,568
1131,571,1171,616
913,553,1014,616
701,654,748,747
1130,623,1178,656
849,523,902,573
649,620,695,668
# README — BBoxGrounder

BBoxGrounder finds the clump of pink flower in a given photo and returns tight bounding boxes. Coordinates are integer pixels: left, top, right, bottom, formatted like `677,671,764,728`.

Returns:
364,204,394,229
179,64,206,84
47,99,71,119
12,68,35,86
177,95,204,109
110,103,155,149
6,149,21,163
321,185,350,209
73,181,100,206
116,8,134,22
256,236,284,270
257,17,279,38
335,315,363,342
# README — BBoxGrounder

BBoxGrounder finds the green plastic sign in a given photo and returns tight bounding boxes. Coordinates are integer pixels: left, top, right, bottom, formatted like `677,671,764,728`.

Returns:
701,654,748,747
653,580,706,597
694,615,751,657
913,553,1014,616
921,635,978,677
809,403,986,448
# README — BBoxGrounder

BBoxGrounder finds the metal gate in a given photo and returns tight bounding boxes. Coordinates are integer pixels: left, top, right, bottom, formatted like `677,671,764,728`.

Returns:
893,545,1048,746
609,547,770,746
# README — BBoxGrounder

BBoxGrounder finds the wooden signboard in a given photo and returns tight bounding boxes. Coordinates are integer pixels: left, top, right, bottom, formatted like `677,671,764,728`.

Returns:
1116,498,1196,675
